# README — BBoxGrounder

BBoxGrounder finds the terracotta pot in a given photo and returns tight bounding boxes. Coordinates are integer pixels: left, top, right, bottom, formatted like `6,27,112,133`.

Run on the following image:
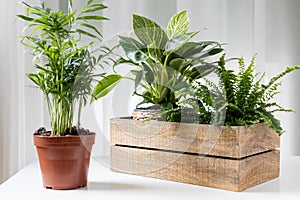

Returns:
33,134,95,190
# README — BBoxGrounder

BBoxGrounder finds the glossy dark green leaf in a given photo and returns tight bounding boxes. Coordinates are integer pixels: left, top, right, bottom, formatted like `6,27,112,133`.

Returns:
175,42,203,58
208,48,223,56
119,36,144,54
143,63,154,83
194,63,218,77
16,15,34,21
91,74,122,103
135,70,145,89
114,58,138,68
169,58,188,72
119,36,147,63
165,31,199,53
197,48,224,59
171,80,190,91
77,16,109,21
148,42,162,62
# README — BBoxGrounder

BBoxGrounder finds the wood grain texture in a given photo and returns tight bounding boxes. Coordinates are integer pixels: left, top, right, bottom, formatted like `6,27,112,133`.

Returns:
111,146,280,192
110,118,280,158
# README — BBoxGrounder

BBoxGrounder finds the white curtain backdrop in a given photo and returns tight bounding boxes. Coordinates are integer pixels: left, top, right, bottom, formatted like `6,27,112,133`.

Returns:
1,0,300,183
0,0,56,184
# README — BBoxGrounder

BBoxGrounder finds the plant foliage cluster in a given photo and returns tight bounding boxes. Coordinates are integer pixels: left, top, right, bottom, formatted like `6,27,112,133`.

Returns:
18,1,300,137
194,55,300,135
18,0,121,136
116,11,223,121
223,56,300,135
116,10,300,135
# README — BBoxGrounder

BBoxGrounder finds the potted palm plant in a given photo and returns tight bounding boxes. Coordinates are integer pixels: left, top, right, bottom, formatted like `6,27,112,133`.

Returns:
18,0,121,190
110,11,300,192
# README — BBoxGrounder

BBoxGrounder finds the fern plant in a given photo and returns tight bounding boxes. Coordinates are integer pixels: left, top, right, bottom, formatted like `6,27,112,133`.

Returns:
196,54,300,135
116,11,223,121
18,0,121,136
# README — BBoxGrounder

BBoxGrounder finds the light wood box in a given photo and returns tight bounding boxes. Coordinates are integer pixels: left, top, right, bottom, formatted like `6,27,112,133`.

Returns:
110,117,280,192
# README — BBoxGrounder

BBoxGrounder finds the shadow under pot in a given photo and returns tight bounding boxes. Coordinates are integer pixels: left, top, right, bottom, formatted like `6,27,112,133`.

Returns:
33,134,95,190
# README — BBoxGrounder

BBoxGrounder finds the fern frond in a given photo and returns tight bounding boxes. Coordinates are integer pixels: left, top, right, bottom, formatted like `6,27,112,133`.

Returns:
264,66,300,90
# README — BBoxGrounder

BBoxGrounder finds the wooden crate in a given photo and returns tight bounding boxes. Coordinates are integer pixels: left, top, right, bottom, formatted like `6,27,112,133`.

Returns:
110,117,280,192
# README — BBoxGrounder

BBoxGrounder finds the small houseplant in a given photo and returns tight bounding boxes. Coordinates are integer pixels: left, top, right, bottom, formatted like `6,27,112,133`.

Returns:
18,0,121,189
116,10,223,121
110,11,300,192
193,54,300,135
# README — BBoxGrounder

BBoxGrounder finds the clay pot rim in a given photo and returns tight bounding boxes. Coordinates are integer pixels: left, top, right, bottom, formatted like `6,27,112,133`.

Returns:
33,133,96,147
33,132,96,138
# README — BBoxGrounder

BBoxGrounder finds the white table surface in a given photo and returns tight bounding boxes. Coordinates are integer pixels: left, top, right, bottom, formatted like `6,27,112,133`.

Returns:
1,156,300,200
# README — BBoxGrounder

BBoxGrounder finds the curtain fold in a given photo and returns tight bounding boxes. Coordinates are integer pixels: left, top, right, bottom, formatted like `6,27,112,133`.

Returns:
0,0,49,184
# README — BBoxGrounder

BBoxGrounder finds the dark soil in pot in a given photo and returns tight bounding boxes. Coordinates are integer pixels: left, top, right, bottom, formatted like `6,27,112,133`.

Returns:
33,127,95,190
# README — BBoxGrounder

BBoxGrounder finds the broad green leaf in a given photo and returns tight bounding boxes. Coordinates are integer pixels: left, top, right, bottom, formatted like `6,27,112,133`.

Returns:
143,63,154,83
114,58,138,69
193,63,218,77
171,81,190,91
119,36,147,63
119,36,144,55
167,10,189,39
135,70,145,89
176,41,221,58
175,42,204,58
165,31,199,53
208,48,223,56
198,47,223,59
132,14,167,49
77,16,109,21
148,42,162,62
91,74,122,103
169,58,188,72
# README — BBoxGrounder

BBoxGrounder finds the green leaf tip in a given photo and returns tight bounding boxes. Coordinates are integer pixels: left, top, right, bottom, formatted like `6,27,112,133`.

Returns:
91,74,122,104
